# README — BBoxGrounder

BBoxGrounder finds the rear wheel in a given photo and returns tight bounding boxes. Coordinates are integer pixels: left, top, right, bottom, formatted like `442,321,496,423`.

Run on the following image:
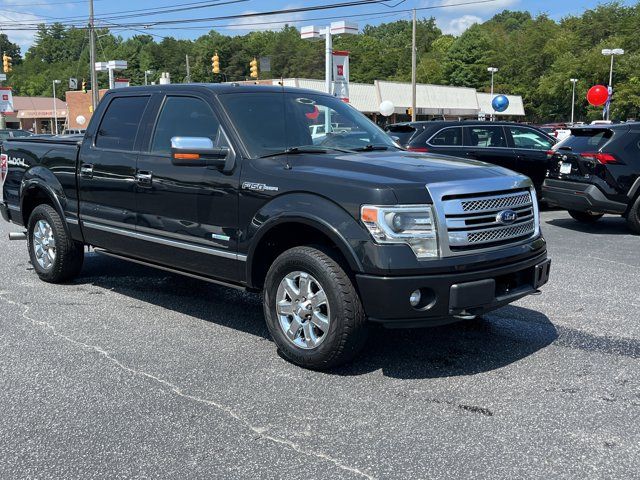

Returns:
263,246,367,370
568,210,603,223
27,204,84,283
626,196,640,234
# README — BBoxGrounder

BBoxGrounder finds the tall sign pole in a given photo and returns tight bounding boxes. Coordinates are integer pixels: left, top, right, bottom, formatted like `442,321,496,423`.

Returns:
411,9,417,122
89,0,99,110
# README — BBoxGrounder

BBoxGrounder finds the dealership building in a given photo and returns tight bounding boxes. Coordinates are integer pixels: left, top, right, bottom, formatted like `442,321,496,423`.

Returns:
274,78,525,123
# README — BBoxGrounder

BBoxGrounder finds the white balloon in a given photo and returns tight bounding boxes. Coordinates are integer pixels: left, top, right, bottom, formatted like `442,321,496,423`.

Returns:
76,115,87,126
379,100,395,117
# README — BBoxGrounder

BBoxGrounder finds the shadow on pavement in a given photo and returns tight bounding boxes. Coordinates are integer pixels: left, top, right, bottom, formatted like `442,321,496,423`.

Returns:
546,216,630,235
77,252,557,379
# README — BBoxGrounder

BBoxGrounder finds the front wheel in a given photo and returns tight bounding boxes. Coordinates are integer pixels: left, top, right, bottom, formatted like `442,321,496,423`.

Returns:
568,210,603,223
263,246,367,370
27,204,84,283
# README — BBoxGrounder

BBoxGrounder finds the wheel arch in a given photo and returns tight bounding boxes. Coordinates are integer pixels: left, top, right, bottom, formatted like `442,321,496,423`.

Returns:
244,194,368,290
20,169,67,227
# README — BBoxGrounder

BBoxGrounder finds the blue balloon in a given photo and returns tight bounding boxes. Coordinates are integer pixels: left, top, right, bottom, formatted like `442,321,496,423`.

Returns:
492,95,510,112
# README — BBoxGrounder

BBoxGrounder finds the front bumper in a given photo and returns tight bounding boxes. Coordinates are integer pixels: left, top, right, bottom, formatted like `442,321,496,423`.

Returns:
542,179,627,214
356,250,550,327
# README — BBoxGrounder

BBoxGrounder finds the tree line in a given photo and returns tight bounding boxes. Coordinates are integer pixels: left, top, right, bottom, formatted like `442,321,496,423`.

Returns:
1,1,638,122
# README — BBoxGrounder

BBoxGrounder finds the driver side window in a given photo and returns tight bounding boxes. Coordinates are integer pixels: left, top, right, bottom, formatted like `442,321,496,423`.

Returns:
150,96,222,155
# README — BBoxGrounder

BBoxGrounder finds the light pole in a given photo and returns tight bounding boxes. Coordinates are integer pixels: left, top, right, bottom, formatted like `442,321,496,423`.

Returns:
144,70,153,85
52,79,61,135
601,48,624,120
301,21,358,133
569,78,578,124
487,67,498,121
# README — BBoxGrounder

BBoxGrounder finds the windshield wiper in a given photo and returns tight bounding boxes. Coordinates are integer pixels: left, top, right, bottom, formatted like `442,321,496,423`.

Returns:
259,146,352,158
352,144,390,152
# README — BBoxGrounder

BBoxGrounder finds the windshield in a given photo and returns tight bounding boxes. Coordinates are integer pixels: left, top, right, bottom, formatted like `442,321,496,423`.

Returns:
219,91,397,158
554,128,612,152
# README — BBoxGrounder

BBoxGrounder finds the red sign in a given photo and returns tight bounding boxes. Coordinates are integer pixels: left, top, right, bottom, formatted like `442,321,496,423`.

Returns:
2,95,7,101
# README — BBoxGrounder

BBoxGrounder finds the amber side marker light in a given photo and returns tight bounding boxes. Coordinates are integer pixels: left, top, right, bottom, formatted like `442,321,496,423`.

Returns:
174,153,200,160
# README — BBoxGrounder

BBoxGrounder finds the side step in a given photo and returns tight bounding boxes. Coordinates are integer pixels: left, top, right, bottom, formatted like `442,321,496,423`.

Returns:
93,248,247,291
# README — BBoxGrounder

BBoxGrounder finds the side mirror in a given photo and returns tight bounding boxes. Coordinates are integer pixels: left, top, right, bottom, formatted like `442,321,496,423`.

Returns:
170,136,231,171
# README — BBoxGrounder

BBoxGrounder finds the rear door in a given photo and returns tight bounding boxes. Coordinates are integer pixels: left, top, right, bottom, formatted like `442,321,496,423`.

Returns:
506,125,555,191
463,125,516,171
134,93,241,282
78,94,151,253
424,126,464,157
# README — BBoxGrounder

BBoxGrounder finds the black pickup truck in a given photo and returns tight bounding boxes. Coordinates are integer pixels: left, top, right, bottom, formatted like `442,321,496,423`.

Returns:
0,84,550,369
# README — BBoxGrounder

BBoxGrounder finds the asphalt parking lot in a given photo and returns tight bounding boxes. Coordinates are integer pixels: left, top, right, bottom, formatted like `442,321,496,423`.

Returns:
0,210,638,479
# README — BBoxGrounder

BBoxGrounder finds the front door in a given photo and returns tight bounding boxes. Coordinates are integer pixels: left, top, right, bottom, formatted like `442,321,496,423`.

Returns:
463,125,516,171
134,94,241,282
78,94,151,254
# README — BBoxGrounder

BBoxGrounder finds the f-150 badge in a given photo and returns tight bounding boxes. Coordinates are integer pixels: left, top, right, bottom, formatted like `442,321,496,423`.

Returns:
242,182,279,192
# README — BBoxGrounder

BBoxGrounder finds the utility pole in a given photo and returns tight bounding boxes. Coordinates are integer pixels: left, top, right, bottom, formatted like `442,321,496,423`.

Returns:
88,0,99,110
185,54,191,83
410,9,417,122
487,67,498,121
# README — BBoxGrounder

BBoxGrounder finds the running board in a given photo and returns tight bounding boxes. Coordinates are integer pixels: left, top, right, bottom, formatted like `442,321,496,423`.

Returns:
93,248,247,291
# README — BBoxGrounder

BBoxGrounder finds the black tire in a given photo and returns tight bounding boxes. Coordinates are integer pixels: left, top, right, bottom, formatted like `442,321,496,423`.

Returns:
27,204,84,283
263,246,367,370
626,195,640,234
568,210,603,223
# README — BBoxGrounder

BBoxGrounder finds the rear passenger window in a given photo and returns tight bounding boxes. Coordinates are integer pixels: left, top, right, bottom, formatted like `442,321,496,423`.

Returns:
465,126,507,148
150,96,221,154
429,127,462,146
95,96,149,151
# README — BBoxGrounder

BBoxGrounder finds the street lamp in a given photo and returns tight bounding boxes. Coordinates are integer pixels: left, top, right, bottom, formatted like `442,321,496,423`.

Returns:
52,79,61,135
569,78,578,124
601,48,624,120
487,67,498,121
144,70,153,86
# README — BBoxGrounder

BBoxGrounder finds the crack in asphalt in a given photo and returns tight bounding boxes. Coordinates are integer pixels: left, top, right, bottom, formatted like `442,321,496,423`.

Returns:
0,293,376,480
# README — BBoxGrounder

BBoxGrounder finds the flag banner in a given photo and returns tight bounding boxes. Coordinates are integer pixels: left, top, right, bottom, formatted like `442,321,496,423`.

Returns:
332,50,349,103
0,87,14,113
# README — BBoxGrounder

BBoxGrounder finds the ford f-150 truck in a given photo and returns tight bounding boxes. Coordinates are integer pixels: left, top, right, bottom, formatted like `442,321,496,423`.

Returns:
0,84,550,369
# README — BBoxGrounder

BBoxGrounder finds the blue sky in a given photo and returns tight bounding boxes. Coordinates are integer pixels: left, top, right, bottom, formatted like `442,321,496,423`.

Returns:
0,0,631,51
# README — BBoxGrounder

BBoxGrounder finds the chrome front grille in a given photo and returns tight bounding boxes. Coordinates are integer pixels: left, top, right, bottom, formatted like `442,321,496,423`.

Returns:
443,189,537,251
461,192,531,213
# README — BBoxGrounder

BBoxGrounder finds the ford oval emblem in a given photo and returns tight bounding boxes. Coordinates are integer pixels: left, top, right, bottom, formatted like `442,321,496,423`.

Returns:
496,209,518,225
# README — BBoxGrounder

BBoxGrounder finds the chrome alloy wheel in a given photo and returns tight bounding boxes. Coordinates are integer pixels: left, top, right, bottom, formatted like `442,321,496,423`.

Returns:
276,271,331,349
33,219,56,270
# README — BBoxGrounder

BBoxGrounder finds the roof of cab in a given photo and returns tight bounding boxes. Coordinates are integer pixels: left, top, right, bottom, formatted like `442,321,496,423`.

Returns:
105,83,330,97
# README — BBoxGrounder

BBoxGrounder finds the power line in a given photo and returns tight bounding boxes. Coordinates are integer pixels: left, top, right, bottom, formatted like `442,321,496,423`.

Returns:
0,0,498,31
0,0,393,29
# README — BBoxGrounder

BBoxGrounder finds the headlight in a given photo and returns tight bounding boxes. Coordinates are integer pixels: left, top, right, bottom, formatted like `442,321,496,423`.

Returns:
360,204,438,259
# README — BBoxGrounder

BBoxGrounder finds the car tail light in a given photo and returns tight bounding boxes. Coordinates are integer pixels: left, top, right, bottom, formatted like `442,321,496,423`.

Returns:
546,150,556,159
579,152,621,165
407,146,429,152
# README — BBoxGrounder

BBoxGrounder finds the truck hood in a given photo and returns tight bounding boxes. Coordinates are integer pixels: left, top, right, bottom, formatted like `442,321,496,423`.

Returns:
289,150,527,204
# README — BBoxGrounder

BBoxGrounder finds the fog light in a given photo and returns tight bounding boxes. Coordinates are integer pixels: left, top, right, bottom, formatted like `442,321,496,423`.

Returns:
409,289,421,307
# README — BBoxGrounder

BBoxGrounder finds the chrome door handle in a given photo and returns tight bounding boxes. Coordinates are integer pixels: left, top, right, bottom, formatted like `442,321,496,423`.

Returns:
135,171,153,186
80,164,93,178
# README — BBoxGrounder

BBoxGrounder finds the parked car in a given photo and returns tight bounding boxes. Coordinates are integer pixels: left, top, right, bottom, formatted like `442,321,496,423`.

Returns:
0,129,32,147
543,123,640,233
385,121,556,194
1,84,550,369
62,129,86,135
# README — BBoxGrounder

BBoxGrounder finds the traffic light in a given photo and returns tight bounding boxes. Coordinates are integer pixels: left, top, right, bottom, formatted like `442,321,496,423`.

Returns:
405,107,413,117
82,79,87,93
212,52,220,74
2,54,12,73
249,57,258,79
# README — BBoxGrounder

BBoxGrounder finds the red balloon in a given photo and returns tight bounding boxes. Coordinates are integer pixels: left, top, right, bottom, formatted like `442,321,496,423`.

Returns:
587,85,609,106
